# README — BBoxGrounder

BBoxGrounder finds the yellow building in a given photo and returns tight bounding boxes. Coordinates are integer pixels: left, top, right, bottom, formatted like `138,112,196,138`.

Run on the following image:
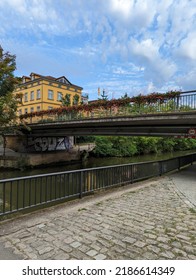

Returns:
14,72,83,116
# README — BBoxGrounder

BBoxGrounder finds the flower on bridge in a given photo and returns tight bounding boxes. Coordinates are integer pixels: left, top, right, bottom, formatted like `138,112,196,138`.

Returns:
19,90,181,120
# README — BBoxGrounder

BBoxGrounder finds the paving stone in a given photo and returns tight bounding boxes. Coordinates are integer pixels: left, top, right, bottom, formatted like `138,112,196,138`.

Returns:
53,252,70,260
134,241,146,248
172,248,188,258
70,241,81,248
122,237,136,244
86,250,98,257
176,234,191,242
147,245,161,254
0,176,195,260
160,251,175,259
78,244,90,253
63,237,75,244
37,246,54,255
60,244,73,253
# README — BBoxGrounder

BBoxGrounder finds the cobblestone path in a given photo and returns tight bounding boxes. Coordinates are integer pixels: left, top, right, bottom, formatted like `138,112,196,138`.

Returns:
0,177,195,260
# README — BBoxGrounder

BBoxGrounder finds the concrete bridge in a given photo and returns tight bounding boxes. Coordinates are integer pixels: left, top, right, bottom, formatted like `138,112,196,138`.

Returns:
23,111,196,137
2,90,196,157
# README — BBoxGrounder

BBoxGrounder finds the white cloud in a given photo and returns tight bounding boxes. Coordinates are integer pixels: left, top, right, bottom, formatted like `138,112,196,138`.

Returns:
176,69,196,90
177,33,196,60
129,38,158,61
0,0,196,98
110,0,134,18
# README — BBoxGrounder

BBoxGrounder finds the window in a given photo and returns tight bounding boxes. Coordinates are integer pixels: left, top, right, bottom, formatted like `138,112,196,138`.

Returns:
36,106,41,112
30,107,34,113
48,89,54,100
30,91,34,100
48,106,53,110
24,108,28,114
18,109,22,115
57,91,63,101
24,92,28,102
37,89,41,99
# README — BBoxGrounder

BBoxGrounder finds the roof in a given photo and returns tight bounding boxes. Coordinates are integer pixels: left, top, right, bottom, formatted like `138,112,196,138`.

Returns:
19,73,83,90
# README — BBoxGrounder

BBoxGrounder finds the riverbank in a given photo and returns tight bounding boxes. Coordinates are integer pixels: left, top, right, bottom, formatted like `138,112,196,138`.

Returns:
0,144,95,171
1,149,196,180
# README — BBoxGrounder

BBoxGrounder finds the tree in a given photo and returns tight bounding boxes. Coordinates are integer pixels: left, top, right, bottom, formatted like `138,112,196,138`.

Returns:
0,46,19,156
100,89,108,100
61,93,71,106
0,46,19,97
73,94,80,105
121,93,129,99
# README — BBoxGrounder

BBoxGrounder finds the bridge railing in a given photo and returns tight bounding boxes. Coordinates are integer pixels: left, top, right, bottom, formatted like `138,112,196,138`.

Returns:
20,90,196,124
0,153,196,218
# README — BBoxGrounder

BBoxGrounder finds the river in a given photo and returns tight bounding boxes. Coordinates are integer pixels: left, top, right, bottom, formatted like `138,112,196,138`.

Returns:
0,149,196,180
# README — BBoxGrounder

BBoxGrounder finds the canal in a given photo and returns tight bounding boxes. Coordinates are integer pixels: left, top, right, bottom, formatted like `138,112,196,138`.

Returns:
1,150,195,180
1,150,196,217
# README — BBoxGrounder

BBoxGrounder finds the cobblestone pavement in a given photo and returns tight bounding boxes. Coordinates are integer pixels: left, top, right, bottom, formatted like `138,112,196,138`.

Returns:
0,176,195,260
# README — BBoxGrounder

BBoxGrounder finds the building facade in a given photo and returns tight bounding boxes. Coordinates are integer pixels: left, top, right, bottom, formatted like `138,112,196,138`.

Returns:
14,73,83,116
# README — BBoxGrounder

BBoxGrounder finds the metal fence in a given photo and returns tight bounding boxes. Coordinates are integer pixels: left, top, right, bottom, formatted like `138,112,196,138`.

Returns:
23,90,196,124
0,153,196,218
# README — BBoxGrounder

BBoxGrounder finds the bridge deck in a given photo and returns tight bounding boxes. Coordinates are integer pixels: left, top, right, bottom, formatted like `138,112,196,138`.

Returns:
25,111,196,137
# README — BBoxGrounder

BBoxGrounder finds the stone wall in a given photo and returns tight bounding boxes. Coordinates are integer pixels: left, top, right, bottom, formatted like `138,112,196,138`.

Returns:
26,149,80,167
5,135,74,153
0,157,19,169
0,148,81,169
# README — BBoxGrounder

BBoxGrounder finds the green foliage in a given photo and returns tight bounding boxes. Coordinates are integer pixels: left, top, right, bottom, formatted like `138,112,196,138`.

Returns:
93,136,137,157
92,136,196,157
73,94,80,105
0,46,19,97
173,138,196,151
0,46,18,129
121,93,129,99
99,90,108,100
61,94,71,106
93,137,114,157
0,92,18,128
0,46,20,156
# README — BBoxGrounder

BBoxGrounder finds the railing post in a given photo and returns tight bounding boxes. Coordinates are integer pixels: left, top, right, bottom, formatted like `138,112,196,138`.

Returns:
159,161,163,176
3,182,5,214
79,171,83,199
131,165,133,183
178,157,181,170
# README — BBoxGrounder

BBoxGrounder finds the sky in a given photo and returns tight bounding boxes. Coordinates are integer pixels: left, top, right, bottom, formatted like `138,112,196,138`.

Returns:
0,0,196,100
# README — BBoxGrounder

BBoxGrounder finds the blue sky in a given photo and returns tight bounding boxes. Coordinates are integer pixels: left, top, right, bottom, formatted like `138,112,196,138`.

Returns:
0,0,196,100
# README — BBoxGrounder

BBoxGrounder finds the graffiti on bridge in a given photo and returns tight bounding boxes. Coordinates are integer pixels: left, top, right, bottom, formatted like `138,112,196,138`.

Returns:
27,136,73,152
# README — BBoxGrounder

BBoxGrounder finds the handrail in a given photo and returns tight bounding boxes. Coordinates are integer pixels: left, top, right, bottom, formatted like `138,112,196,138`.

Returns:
19,90,196,124
0,153,195,183
0,152,196,218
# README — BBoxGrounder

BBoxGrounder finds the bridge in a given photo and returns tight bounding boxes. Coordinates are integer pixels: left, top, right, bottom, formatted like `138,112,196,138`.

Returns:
2,90,196,156
25,111,196,137
19,90,196,138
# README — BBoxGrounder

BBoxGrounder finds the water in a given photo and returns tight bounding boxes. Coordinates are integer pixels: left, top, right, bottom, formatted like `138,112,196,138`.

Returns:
0,150,195,180
1,150,195,216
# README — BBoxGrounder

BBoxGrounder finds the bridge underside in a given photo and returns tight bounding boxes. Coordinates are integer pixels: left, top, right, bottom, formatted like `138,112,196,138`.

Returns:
21,112,196,137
